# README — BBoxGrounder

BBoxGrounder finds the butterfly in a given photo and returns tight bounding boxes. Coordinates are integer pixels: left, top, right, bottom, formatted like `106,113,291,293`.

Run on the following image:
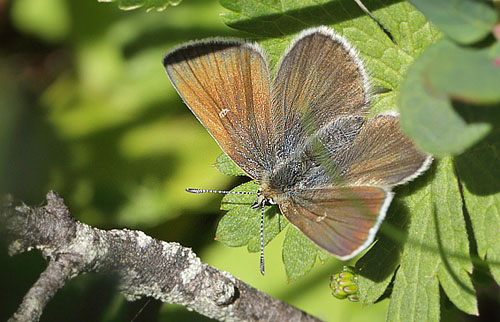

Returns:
163,26,431,273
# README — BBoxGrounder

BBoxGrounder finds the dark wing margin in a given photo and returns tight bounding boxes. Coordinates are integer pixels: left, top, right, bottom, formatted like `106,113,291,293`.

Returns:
279,186,392,259
339,114,432,187
163,40,274,180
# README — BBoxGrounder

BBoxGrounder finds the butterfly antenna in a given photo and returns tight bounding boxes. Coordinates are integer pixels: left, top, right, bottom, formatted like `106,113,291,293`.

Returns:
259,203,265,275
186,188,258,195
187,187,264,274
130,298,151,322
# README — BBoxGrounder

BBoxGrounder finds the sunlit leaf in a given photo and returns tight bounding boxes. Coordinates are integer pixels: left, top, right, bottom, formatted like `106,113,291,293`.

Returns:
387,158,477,319
282,225,322,281
214,153,247,177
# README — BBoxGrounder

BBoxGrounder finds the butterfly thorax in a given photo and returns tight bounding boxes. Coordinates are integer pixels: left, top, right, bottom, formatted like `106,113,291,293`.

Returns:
260,157,322,204
258,181,282,206
261,115,365,199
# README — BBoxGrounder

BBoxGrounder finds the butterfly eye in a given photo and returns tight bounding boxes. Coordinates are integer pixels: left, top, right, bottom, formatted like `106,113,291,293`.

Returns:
267,198,276,205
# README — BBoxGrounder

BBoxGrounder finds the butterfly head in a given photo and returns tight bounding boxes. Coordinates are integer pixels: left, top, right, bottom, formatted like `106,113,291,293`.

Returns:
251,182,278,209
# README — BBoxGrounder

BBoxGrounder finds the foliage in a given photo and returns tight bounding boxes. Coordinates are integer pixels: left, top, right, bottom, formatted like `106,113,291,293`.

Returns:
2,0,499,321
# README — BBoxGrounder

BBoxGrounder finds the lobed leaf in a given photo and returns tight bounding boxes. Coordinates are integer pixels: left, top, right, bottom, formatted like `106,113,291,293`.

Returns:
387,158,477,320
455,129,500,285
356,196,409,305
282,225,323,281
220,0,364,38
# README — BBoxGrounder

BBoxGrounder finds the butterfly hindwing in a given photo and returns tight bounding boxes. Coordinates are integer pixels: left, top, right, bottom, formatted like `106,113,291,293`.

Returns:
340,114,432,187
279,186,392,259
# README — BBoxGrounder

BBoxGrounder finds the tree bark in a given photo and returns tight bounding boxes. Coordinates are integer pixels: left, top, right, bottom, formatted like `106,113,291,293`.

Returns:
0,191,322,322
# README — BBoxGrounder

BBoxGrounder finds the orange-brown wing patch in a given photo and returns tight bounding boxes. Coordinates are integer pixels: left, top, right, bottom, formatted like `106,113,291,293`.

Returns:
164,41,273,179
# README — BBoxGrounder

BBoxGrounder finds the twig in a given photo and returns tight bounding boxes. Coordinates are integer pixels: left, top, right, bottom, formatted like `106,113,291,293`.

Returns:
1,191,321,322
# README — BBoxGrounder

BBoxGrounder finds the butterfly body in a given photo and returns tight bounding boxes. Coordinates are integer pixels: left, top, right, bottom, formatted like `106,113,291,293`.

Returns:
163,26,431,261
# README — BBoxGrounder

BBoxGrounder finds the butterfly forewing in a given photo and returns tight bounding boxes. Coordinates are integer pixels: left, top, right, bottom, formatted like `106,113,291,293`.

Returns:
271,27,369,161
279,186,392,259
163,41,274,180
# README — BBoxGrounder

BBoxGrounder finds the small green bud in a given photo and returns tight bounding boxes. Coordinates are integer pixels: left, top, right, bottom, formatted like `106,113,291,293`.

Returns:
330,266,359,302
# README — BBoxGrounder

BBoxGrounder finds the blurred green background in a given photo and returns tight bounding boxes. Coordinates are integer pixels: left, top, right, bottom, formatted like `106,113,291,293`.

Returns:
0,0,389,320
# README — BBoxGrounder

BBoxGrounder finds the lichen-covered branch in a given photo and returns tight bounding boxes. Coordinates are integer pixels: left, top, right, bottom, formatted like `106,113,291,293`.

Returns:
1,191,321,322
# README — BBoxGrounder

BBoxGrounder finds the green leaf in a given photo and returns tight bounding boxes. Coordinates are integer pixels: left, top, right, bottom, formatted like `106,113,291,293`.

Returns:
220,0,366,38
407,0,497,44
427,41,500,105
455,129,500,285
387,158,477,320
356,197,409,305
282,225,322,281
216,181,287,251
399,38,492,157
101,0,182,12
219,181,258,212
216,180,329,280
214,153,247,176
433,164,477,316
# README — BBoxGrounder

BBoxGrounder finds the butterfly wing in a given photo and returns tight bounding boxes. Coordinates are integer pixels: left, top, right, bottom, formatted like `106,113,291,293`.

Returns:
339,114,432,187
163,41,274,179
279,186,392,259
267,28,429,258
271,27,369,160
269,27,430,188
275,115,429,259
